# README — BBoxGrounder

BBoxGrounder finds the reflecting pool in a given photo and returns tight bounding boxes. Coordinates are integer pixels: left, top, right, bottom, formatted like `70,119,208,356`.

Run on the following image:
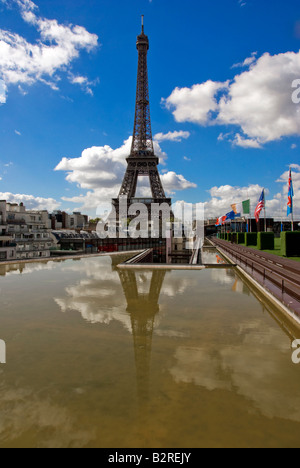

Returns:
0,255,300,448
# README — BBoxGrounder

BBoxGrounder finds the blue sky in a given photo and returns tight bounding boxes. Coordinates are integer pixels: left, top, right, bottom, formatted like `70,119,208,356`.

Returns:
0,0,299,219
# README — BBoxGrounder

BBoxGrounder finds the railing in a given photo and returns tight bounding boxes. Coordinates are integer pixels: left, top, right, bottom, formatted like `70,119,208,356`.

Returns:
124,249,154,264
6,219,26,225
189,237,202,265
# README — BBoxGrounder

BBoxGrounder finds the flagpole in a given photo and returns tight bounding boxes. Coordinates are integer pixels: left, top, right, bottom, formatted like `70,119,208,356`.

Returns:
291,167,294,232
264,189,267,232
249,199,252,233
281,191,283,233
289,166,294,232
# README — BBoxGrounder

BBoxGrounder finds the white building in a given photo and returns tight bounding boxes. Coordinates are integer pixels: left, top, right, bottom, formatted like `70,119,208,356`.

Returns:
0,201,53,260
69,212,88,230
0,201,16,261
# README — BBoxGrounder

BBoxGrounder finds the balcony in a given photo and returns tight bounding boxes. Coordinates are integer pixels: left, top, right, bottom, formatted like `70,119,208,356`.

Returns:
7,219,26,225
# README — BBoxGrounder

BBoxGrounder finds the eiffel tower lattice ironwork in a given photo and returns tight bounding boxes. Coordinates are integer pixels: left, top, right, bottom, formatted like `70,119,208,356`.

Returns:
117,268,166,404
118,17,166,200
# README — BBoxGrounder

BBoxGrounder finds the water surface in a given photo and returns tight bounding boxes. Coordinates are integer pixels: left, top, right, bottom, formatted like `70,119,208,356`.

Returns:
0,255,299,448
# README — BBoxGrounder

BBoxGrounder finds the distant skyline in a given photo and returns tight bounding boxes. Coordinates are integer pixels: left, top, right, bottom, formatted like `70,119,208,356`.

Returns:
0,0,299,219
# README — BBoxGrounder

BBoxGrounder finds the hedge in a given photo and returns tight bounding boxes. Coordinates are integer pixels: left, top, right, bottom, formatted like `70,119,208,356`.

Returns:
245,233,257,246
281,231,300,257
226,233,232,242
257,232,274,250
237,233,245,244
231,233,237,244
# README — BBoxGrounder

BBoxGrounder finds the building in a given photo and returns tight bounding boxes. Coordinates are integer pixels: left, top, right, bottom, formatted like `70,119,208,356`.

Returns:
0,201,17,261
0,201,53,260
50,211,88,231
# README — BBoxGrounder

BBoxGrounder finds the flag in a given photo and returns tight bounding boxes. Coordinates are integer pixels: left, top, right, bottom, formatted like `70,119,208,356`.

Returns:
226,211,236,221
242,199,250,215
287,168,294,216
215,215,227,226
232,201,249,216
231,204,239,214
254,190,265,223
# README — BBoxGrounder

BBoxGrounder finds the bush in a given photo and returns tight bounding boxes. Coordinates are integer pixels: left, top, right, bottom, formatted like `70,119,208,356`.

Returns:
281,231,300,257
231,233,237,244
245,233,257,246
226,233,232,242
237,233,245,244
257,232,275,250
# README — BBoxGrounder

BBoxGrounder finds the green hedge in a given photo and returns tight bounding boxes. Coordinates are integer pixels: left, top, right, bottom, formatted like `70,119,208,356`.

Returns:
226,233,232,242
237,233,245,244
245,233,257,246
257,232,274,250
281,231,300,257
231,233,237,244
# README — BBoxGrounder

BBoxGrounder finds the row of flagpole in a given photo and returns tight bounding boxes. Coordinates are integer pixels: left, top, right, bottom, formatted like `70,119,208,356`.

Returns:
216,167,295,232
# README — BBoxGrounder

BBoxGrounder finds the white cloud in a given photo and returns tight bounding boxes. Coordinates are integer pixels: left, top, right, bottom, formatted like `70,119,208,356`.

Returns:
164,49,300,147
0,79,7,103
14,129,21,136
204,184,265,219
163,80,229,125
161,171,196,194
55,137,196,213
233,134,262,149
291,144,297,149
232,52,257,69
183,156,191,161
218,132,262,148
69,74,99,95
0,192,60,211
204,164,300,219
154,130,190,143
70,76,88,85
0,0,98,99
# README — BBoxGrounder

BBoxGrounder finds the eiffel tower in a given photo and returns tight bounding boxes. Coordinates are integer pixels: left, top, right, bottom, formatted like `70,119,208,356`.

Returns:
115,17,171,205
117,268,166,404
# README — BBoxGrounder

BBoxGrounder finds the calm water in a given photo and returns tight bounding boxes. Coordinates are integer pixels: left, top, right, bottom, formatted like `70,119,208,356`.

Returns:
0,254,300,448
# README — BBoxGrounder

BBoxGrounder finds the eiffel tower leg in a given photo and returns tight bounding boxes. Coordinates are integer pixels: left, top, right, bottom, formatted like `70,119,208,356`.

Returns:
119,168,138,198
149,168,166,199
149,270,166,302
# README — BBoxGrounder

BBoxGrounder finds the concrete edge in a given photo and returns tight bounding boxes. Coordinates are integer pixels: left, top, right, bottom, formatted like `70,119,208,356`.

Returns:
0,250,144,266
215,245,300,328
117,264,206,270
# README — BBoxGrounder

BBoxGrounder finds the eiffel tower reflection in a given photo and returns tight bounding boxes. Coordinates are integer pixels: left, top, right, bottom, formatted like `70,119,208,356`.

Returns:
117,268,166,406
